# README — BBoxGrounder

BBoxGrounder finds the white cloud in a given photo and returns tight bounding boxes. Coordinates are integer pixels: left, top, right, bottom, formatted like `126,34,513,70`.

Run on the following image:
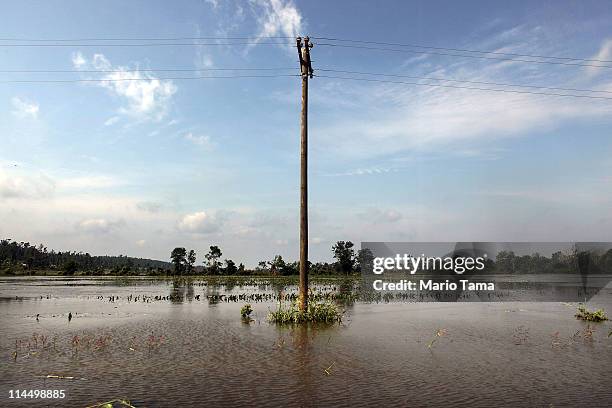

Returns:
586,39,612,77
327,166,393,177
0,169,121,200
71,51,86,69
57,175,120,190
178,211,221,233
73,53,177,121
104,116,120,126
137,201,163,213
315,54,612,159
194,25,215,71
184,132,214,149
251,0,303,42
11,97,39,119
359,208,403,223
0,170,55,199
205,0,219,9
136,239,146,247
77,218,124,234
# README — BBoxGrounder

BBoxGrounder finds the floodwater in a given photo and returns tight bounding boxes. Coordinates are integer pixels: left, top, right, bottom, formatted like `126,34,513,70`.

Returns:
1,277,611,407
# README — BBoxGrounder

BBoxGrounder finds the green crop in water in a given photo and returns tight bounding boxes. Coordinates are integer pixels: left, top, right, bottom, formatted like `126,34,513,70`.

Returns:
267,301,343,324
575,305,608,322
240,304,253,319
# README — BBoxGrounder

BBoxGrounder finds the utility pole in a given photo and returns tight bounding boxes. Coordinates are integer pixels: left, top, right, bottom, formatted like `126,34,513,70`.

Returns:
296,36,313,311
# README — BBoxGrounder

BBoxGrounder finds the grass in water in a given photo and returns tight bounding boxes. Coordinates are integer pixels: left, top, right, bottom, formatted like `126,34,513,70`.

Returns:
267,301,342,324
575,305,608,322
240,304,253,322
85,399,135,408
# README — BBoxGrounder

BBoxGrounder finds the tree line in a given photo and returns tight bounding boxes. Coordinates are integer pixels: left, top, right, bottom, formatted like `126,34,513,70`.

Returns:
0,239,170,276
6,238,607,277
0,238,371,276
169,241,372,276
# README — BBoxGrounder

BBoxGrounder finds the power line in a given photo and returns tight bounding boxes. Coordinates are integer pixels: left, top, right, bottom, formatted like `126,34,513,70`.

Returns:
312,36,612,64
1,34,606,64
0,74,300,84
314,74,612,101
0,41,294,47
317,68,612,94
315,43,612,69
0,67,295,73
0,35,295,42
1,33,606,65
5,65,607,95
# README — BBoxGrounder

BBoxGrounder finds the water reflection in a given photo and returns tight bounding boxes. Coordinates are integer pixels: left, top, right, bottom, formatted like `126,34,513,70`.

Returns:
170,279,186,303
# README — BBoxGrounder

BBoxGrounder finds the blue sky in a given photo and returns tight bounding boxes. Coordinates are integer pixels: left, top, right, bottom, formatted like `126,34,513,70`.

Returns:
1,0,612,266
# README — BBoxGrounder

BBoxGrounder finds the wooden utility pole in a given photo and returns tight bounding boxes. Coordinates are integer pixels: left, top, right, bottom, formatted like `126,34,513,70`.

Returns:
296,36,313,311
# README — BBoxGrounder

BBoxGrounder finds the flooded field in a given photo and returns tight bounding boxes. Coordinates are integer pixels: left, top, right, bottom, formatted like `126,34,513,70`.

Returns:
1,277,611,407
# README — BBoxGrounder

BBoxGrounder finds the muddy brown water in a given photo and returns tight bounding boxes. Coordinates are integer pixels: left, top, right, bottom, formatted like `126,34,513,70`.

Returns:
1,277,611,407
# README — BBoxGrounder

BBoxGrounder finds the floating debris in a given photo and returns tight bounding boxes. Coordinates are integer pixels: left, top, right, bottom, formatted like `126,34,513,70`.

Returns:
427,328,448,349
36,374,86,380
324,361,335,376
84,398,135,408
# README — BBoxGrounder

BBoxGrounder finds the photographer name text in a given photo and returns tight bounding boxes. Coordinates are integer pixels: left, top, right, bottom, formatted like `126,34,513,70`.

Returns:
372,279,495,291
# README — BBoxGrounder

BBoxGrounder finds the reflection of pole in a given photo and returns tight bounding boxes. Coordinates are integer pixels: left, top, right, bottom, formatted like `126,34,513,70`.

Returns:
297,36,313,311
294,325,314,397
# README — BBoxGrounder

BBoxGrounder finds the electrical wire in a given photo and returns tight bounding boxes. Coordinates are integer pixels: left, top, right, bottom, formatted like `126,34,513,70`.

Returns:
0,74,300,84
314,74,612,101
0,67,295,73
0,41,294,47
4,65,608,96
311,36,612,64
0,36,296,41
315,42,612,69
316,68,612,94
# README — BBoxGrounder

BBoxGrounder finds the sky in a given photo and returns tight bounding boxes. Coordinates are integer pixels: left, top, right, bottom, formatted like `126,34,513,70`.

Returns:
1,0,612,267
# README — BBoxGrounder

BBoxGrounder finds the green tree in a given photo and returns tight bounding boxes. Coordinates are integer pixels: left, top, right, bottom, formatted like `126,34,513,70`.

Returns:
62,260,79,275
187,249,197,274
269,255,286,276
332,241,355,274
224,259,238,275
356,248,375,273
204,245,222,274
170,247,187,275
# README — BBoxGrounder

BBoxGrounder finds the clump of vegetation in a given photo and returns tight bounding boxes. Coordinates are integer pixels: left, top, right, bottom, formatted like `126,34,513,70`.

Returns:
240,304,253,320
427,328,448,349
575,305,608,322
267,301,342,324
85,399,135,408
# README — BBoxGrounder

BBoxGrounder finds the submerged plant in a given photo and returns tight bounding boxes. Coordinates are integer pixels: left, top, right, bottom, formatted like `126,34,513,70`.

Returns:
267,301,342,324
575,305,608,322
